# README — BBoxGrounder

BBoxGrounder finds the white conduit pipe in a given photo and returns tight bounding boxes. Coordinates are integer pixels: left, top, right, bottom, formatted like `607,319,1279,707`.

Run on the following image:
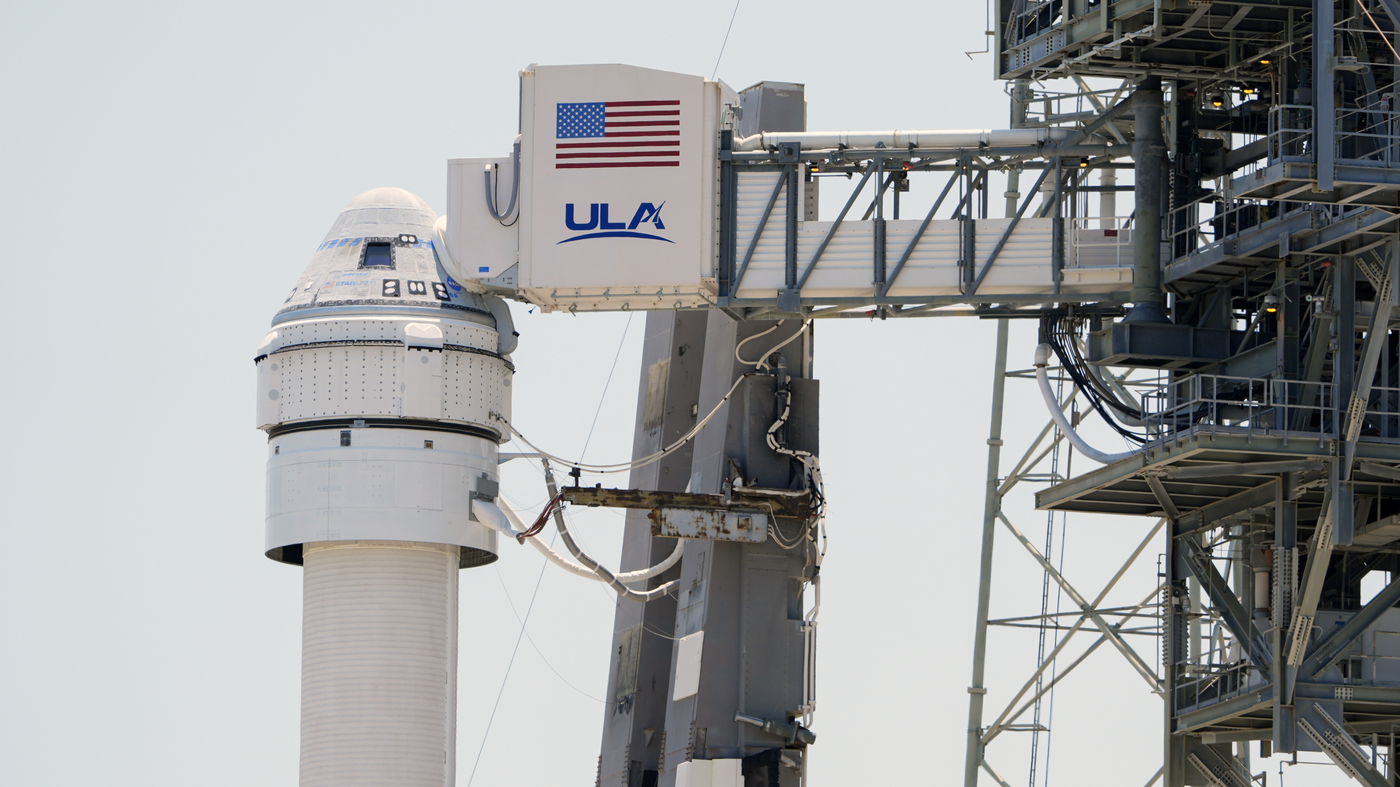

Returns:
474,499,685,589
1034,344,1143,465
732,127,1075,152
549,503,679,603
300,541,459,787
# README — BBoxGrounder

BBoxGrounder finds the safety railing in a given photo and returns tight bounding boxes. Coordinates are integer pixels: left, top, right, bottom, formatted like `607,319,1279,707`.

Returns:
1174,661,1267,712
1167,194,1281,260
1336,106,1400,167
1266,104,1315,166
1004,0,1066,48
1363,385,1400,443
1141,374,1339,442
1069,217,1132,268
1263,104,1400,169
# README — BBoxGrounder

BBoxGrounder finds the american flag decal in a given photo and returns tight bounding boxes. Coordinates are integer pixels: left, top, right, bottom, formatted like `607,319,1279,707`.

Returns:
555,100,681,169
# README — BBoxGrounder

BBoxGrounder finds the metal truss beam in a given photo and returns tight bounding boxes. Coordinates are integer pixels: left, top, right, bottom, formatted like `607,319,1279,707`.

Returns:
997,512,1162,691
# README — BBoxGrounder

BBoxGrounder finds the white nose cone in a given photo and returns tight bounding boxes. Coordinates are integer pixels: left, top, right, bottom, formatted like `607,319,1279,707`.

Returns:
277,187,483,320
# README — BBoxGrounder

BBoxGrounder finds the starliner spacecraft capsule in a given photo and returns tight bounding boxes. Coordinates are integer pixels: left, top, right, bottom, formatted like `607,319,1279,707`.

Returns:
254,187,516,787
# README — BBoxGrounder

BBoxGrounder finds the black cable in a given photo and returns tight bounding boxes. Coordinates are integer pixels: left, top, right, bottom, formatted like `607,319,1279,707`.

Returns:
1039,316,1147,444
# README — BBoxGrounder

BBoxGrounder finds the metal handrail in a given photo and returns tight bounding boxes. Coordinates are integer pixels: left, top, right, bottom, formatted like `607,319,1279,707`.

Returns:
1141,374,1339,442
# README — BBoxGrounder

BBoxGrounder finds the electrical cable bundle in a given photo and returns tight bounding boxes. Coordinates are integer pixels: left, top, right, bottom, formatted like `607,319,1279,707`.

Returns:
522,493,565,539
1039,315,1147,444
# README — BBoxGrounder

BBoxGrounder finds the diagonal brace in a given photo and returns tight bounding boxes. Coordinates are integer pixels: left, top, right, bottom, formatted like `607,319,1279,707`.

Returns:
1180,538,1272,667
1304,572,1400,680
997,512,1161,691
796,164,874,291
969,162,1054,295
882,170,962,296
981,518,1165,745
731,168,789,294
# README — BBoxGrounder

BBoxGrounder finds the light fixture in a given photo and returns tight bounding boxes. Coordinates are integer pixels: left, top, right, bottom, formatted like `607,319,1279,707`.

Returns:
1209,92,1225,108
1079,157,1089,168
1264,294,1280,314
1242,85,1257,96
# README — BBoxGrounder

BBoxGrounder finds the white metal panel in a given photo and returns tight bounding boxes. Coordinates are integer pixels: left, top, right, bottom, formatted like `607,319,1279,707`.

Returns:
442,322,499,352
442,351,511,426
265,428,498,555
300,541,458,787
731,171,791,295
273,318,405,351
733,209,1135,300
512,66,733,312
712,759,742,787
256,356,278,428
675,759,742,787
675,759,711,787
672,629,705,700
444,156,518,281
404,349,445,419
273,346,405,421
522,64,711,289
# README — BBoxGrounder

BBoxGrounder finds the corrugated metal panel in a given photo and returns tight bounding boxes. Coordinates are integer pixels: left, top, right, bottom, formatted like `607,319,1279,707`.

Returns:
300,542,459,787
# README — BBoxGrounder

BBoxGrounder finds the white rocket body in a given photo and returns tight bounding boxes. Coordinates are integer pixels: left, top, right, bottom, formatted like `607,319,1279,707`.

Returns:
254,188,515,786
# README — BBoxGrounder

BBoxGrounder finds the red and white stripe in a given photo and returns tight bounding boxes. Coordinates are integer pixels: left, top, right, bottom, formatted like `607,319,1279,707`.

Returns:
555,100,681,169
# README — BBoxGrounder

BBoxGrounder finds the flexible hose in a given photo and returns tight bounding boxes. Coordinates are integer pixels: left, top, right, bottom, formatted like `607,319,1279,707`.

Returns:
1034,344,1143,464
483,141,520,222
541,466,679,602
501,497,684,583
475,499,685,586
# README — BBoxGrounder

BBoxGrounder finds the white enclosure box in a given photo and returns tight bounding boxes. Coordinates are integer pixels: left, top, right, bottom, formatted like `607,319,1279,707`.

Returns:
515,64,734,311
444,156,518,281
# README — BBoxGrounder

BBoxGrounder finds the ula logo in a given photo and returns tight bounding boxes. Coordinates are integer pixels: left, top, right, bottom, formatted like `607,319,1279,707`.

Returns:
559,202,672,244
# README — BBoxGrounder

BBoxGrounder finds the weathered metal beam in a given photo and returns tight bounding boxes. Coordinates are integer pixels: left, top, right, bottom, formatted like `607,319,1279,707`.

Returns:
1163,460,1322,481
561,485,815,519
1175,686,1273,732
1177,481,1279,532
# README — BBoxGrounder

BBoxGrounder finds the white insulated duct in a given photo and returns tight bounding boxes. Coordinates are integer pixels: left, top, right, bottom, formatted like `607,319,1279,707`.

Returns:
1033,344,1143,465
474,498,685,585
300,541,459,787
732,127,1075,152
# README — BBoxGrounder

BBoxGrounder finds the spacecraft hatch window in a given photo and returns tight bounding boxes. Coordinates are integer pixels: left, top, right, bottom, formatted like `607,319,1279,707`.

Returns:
360,241,394,269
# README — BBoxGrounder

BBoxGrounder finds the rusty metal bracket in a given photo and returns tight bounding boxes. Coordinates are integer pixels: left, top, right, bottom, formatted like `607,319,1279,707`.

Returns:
561,485,815,519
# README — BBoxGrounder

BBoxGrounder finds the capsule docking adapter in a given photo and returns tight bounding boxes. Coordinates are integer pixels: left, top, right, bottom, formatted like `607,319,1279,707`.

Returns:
253,187,517,786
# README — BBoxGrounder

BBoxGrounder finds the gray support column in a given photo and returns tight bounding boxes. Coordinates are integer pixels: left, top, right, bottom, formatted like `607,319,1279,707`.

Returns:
1165,519,1190,787
657,314,816,787
1129,76,1169,323
963,318,1010,787
1340,256,1358,431
597,312,709,787
1315,0,1336,193
1274,476,1299,754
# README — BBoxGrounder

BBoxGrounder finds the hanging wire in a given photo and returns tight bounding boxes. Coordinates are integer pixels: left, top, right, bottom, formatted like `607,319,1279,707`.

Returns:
711,0,743,81
467,313,635,787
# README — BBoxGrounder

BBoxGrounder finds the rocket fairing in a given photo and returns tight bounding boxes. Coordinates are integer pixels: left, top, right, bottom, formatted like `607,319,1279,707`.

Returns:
254,187,515,787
